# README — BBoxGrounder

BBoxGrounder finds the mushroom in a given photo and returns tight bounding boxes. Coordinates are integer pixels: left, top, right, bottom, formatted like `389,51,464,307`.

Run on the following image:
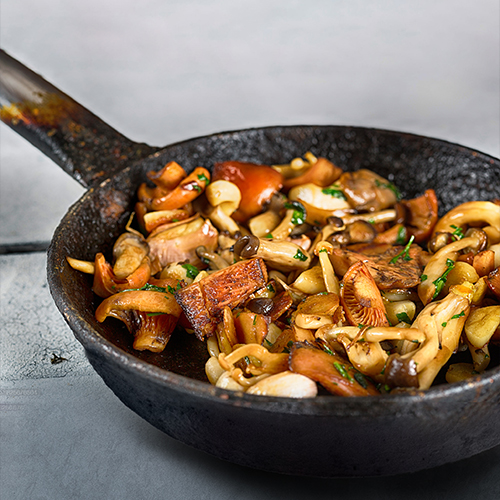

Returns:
151,167,211,211
215,306,239,355
233,234,312,272
147,216,218,268
112,232,149,279
338,169,400,212
268,201,307,240
293,293,344,330
94,281,183,353
289,342,380,396
143,208,193,233
245,371,318,398
282,157,343,191
340,260,389,328
288,182,351,226
292,266,327,295
196,246,230,270
212,160,284,223
432,201,500,237
146,161,187,191
418,235,482,305
313,241,341,295
400,189,439,243
92,253,152,298
204,179,242,235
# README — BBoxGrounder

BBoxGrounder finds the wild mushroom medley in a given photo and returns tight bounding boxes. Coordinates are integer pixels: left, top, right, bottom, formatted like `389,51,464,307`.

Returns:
68,154,500,397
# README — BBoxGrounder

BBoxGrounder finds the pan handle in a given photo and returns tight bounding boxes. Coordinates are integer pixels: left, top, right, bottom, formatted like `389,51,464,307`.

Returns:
0,50,160,189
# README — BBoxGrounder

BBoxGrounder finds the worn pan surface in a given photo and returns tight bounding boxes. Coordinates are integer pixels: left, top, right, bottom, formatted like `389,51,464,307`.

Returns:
2,50,500,477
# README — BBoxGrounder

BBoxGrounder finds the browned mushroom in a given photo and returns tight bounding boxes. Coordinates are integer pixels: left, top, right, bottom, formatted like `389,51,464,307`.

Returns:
338,169,400,212
289,342,380,396
400,189,439,243
212,161,284,223
282,157,343,191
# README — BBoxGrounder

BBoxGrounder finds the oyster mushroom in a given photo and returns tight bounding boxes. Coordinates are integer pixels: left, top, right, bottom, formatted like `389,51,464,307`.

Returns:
340,261,389,327
147,216,218,268
338,169,400,212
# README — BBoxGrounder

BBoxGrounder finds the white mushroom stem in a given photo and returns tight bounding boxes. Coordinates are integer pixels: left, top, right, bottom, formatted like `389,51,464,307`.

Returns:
314,241,340,295
341,209,397,225
205,180,242,235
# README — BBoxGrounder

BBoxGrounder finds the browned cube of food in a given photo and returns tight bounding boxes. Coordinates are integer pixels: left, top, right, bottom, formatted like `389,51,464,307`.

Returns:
175,258,268,340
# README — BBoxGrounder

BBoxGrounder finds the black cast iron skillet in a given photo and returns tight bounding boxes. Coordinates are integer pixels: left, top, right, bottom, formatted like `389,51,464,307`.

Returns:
2,50,500,477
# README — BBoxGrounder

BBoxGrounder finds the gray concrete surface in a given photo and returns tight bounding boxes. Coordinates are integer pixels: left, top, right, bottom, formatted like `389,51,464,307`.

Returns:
1,1,499,498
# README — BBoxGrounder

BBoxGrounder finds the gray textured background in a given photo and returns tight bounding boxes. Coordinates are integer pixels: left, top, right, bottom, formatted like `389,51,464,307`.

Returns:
1,1,499,498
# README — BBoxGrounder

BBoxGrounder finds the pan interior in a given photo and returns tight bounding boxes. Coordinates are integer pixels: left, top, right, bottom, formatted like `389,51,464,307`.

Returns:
48,125,500,383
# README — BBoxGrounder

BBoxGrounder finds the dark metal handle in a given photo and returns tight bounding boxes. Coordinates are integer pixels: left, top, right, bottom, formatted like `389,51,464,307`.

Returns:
0,50,159,189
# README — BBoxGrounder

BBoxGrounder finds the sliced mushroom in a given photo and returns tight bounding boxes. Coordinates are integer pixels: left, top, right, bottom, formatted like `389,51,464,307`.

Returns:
400,189,439,243
294,293,344,330
282,157,343,191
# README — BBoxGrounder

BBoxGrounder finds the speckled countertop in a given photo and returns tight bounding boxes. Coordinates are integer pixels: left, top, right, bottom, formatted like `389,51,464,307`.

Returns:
1,2,499,498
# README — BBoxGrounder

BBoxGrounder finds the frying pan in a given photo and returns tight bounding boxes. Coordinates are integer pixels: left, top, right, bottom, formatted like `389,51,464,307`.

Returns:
1,49,499,477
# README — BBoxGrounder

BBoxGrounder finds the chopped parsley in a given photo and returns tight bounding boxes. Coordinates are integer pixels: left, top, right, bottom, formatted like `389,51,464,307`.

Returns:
319,248,327,253
421,274,428,282
267,283,275,293
396,226,407,245
124,283,169,293
389,235,415,264
442,322,448,328
396,312,412,324
321,186,347,200
451,311,466,320
375,179,402,200
450,224,464,240
264,233,274,239
284,201,306,225
293,248,308,261
167,282,183,295
354,372,368,389
197,173,210,185
147,312,165,317
181,263,200,280
333,362,354,382
432,258,455,299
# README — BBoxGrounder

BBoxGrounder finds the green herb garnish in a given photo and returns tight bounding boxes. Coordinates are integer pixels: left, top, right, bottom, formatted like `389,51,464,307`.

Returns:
285,201,306,225
181,263,200,280
321,186,347,200
267,283,275,293
389,235,415,264
421,274,428,282
197,173,210,185
432,258,455,299
375,179,402,200
264,233,273,239
354,372,368,389
451,311,466,320
396,226,407,245
396,312,412,324
333,362,354,382
293,248,308,261
450,224,464,240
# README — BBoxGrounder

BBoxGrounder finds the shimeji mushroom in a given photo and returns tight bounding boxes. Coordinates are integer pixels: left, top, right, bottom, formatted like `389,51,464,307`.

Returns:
313,241,340,295
432,201,500,237
233,234,312,272
418,234,484,305
398,283,472,390
204,179,242,235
